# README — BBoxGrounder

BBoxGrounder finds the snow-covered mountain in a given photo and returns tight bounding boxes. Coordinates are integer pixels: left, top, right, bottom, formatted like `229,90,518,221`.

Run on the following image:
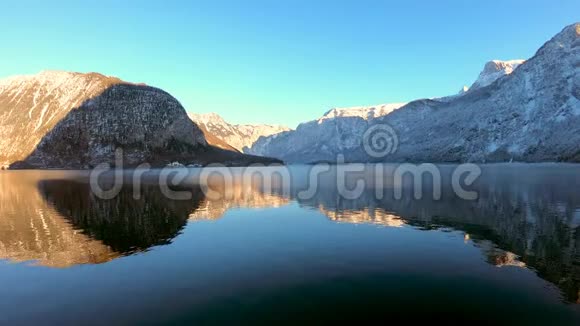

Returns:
318,102,407,122
246,57,527,163
469,59,525,90
0,71,279,169
249,23,580,163
247,102,407,162
373,23,579,163
188,112,290,153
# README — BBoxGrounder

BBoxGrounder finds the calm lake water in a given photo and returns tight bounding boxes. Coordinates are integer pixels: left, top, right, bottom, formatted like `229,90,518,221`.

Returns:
0,164,579,324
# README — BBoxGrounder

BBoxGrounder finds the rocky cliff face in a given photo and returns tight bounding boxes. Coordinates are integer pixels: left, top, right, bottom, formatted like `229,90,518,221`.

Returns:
469,59,525,90
456,60,523,95
188,112,290,153
0,71,121,168
373,22,579,163
0,71,279,169
249,23,580,163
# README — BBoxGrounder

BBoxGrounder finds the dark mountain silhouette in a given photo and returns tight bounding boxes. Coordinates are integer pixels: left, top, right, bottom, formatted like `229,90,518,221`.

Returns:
37,179,204,254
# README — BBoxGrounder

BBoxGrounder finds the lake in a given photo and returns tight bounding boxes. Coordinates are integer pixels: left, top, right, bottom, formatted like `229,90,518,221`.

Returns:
0,164,579,324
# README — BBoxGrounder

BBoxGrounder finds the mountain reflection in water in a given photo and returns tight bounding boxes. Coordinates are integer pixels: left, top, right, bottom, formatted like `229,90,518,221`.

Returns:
0,164,578,306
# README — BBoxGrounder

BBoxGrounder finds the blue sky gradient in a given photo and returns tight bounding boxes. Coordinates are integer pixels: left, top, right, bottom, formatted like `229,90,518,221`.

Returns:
1,0,578,127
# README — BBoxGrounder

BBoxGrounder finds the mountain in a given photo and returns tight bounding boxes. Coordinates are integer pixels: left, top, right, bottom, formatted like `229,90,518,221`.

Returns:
319,102,407,121
188,112,290,153
194,122,240,153
247,102,407,162
469,59,525,90
249,23,580,163
369,22,579,163
0,71,280,169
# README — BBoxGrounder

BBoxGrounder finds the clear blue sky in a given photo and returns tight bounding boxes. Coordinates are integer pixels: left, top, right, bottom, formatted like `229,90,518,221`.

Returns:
1,0,578,127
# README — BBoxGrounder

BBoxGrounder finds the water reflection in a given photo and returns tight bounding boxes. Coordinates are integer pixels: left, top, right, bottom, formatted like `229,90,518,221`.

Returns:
0,172,118,267
188,178,289,220
0,164,578,304
271,165,580,303
38,179,203,254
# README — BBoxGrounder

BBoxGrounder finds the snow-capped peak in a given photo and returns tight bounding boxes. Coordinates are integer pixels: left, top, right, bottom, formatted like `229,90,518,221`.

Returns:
319,102,407,123
469,59,525,90
248,22,580,164
188,112,227,125
37,70,77,77
0,70,120,91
